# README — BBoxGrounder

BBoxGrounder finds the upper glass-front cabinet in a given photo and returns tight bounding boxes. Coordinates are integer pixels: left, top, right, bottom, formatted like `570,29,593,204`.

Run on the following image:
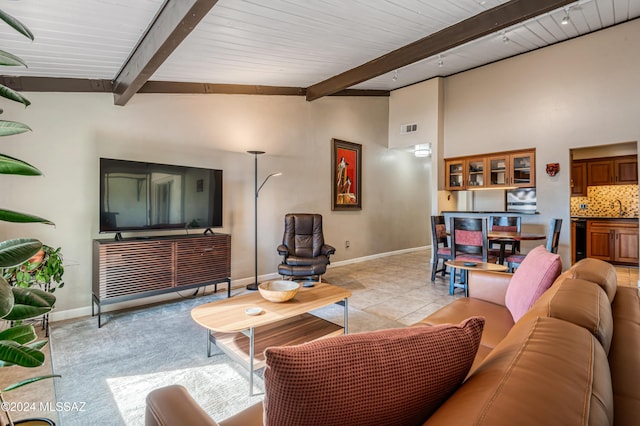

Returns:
488,155,509,187
511,151,535,187
446,149,535,190
466,158,486,188
446,160,465,190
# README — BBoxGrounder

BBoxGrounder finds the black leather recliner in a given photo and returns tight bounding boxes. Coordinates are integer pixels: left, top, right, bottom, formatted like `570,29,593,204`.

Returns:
277,213,335,282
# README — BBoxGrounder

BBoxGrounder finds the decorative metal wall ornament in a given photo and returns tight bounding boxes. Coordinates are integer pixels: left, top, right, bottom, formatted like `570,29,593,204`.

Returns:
546,163,559,177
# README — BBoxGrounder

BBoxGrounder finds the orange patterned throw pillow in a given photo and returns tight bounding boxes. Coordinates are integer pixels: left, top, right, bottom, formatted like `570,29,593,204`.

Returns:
263,317,485,426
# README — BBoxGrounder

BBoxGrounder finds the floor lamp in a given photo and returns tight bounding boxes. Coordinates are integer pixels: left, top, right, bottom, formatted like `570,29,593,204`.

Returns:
247,150,282,291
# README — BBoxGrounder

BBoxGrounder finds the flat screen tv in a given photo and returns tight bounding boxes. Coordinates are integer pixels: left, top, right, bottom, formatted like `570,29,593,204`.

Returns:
99,158,223,235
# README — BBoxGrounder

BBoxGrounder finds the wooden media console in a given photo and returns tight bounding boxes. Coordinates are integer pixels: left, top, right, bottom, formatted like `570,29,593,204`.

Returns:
92,233,231,327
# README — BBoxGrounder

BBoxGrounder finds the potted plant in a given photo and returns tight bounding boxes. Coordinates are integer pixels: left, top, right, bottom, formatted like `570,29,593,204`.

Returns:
0,8,60,426
4,245,65,293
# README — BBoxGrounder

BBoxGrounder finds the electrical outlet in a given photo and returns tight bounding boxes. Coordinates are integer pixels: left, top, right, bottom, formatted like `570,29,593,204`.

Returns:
579,204,588,209
345,240,350,248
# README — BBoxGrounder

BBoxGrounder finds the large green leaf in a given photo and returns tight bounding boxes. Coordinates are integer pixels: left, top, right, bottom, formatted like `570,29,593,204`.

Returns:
26,339,48,351
0,84,31,107
2,374,60,393
4,287,55,321
12,286,56,308
0,49,27,67
0,120,31,136
0,340,44,367
0,339,48,368
0,209,52,225
0,276,13,318
2,304,51,321
0,324,36,344
0,9,34,40
0,238,42,268
0,154,40,175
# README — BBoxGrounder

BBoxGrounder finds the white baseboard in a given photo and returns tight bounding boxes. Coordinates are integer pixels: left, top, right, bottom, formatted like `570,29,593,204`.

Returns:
329,246,429,268
50,246,428,323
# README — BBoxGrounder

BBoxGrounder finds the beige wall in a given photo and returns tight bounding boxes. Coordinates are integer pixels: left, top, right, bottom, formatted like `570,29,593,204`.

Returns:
0,93,429,316
3,17,638,316
442,19,640,267
388,77,443,216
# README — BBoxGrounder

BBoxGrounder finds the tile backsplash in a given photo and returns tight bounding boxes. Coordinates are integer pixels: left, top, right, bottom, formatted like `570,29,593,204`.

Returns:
571,185,639,217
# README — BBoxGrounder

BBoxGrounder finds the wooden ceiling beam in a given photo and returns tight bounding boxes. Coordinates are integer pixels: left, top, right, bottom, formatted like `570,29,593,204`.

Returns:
305,0,575,101
112,0,219,106
0,76,112,92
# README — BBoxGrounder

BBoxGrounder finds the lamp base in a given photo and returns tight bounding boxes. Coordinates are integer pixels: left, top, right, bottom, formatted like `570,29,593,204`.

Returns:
246,283,259,291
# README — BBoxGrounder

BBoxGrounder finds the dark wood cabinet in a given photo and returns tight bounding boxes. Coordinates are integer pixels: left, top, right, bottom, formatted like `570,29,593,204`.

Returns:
615,156,638,184
587,160,614,186
570,160,587,196
92,233,231,326
586,155,638,186
586,220,638,265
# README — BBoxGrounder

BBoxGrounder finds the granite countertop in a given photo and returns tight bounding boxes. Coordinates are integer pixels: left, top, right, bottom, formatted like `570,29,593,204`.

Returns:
442,211,539,215
571,216,639,220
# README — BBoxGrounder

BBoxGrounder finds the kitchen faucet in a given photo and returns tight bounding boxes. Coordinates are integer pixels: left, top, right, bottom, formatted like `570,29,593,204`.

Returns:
611,199,624,217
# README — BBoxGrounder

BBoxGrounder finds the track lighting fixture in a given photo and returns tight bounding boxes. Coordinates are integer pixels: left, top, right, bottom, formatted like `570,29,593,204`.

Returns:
561,8,570,25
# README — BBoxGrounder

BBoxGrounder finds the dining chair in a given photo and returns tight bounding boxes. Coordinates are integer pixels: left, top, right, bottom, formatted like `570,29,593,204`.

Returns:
430,215,452,281
506,218,563,272
488,215,522,262
449,217,495,295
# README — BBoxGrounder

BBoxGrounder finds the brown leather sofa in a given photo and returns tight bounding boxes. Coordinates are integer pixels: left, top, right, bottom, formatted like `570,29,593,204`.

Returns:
146,258,639,426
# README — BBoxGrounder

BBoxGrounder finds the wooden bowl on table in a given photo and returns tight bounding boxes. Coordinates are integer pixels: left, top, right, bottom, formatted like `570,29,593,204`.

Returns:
258,280,300,302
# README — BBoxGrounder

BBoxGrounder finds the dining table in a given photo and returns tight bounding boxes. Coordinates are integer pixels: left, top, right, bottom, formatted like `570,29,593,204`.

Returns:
487,230,547,264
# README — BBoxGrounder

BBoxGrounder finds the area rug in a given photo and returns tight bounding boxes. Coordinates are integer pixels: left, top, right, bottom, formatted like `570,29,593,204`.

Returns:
49,293,264,426
49,278,406,426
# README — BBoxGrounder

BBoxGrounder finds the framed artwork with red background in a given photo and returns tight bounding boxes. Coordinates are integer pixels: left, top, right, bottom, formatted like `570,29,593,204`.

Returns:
331,138,362,211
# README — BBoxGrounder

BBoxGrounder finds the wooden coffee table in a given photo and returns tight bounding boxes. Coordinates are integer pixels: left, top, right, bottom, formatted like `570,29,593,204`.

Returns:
445,260,509,296
191,282,351,395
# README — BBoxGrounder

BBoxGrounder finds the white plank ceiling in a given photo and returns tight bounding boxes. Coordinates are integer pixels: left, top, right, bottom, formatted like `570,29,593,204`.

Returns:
1,0,639,94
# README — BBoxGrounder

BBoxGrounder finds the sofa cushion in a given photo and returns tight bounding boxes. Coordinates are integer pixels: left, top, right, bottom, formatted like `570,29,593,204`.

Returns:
569,258,618,303
609,287,640,426
263,317,484,426
505,245,562,321
424,316,614,426
416,298,514,372
522,278,614,353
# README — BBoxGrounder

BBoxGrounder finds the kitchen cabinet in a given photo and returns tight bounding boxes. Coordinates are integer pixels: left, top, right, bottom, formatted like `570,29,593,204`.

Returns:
445,157,486,190
466,157,486,188
587,160,614,186
446,149,535,190
487,151,536,188
586,219,639,265
509,151,535,187
487,151,535,188
570,160,587,196
586,155,638,186
615,156,638,184
445,159,465,190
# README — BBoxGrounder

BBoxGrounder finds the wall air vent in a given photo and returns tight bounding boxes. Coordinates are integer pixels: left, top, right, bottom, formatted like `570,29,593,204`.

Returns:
400,123,418,134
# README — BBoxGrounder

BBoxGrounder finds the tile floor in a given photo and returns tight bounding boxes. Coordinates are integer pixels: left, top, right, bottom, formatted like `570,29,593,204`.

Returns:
615,265,640,287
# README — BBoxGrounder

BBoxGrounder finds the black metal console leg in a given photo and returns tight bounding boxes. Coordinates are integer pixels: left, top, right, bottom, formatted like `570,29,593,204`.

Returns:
91,294,103,328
